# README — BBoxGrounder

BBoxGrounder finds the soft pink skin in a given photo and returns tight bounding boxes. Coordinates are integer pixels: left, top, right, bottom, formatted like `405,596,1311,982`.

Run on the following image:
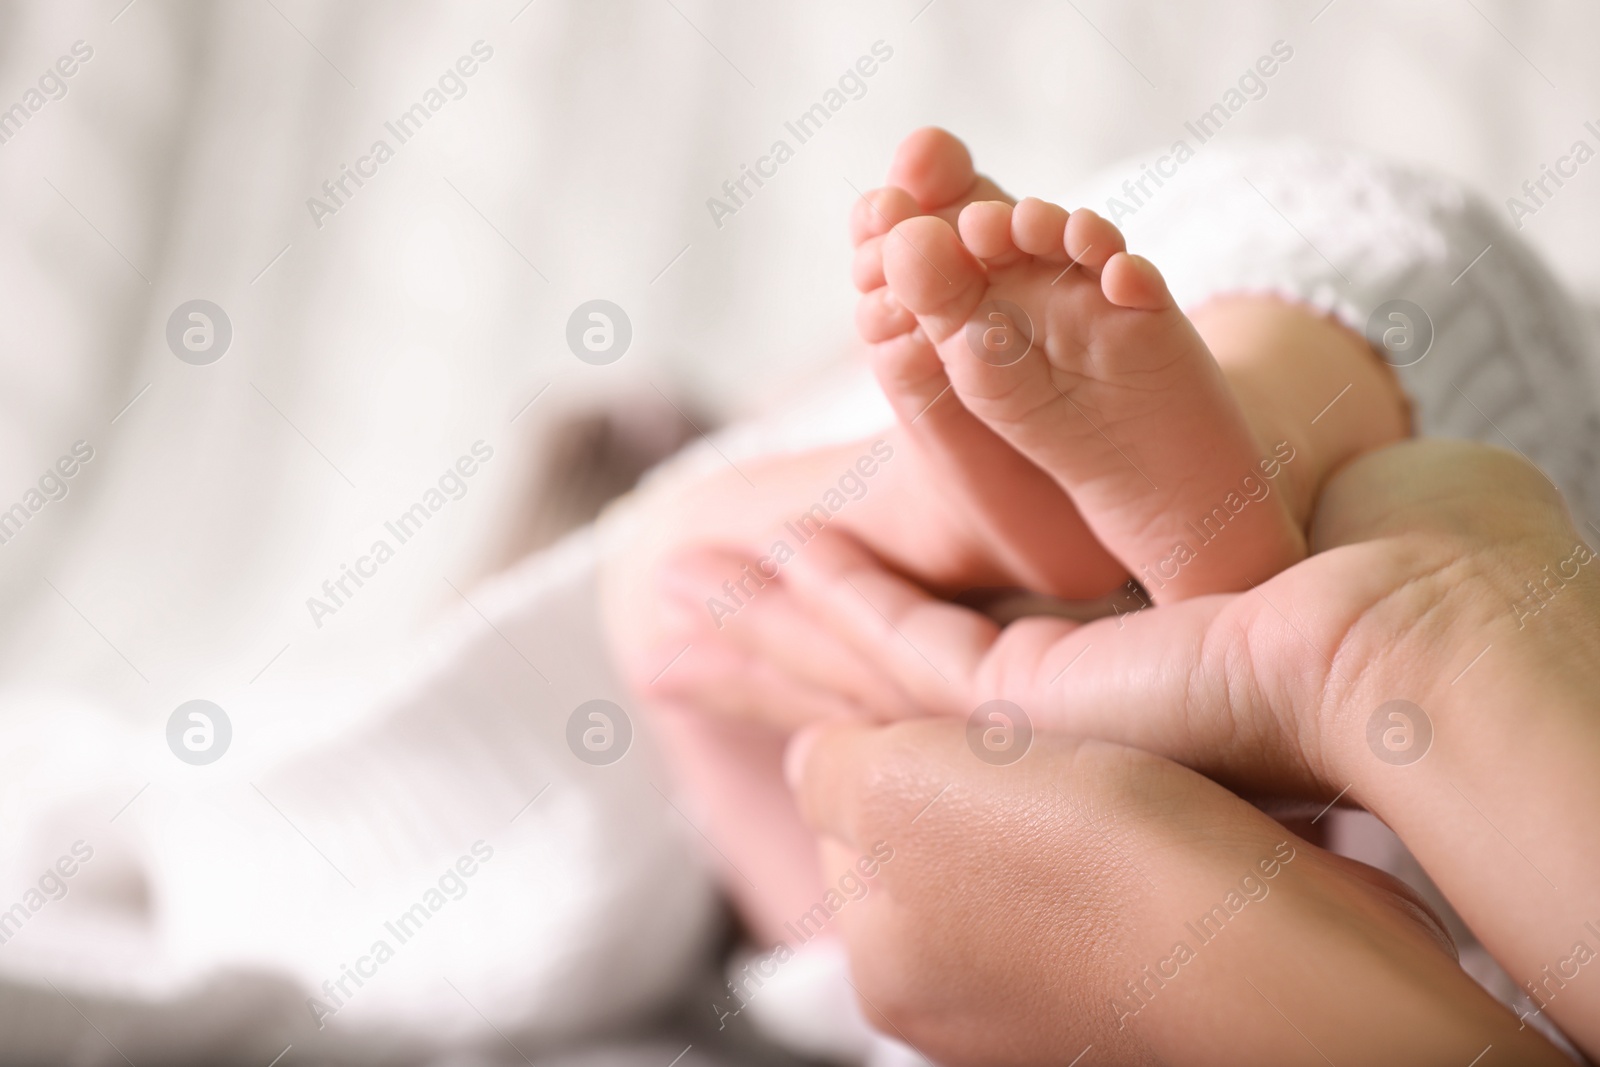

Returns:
864,130,1302,602
852,128,1409,604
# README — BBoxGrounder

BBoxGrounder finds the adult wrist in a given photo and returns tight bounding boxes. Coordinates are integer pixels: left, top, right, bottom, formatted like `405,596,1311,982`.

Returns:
1316,536,1600,1055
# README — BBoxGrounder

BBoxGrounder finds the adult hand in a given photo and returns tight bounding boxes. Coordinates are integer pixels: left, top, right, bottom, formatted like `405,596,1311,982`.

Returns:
785,716,1569,1065
660,440,1600,1055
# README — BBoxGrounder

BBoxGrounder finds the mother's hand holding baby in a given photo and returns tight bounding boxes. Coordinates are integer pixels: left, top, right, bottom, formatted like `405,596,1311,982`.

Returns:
660,440,1600,1065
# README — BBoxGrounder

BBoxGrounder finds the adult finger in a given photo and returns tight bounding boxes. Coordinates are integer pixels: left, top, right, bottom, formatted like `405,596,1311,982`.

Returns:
653,638,868,732
781,530,1001,716
657,545,926,724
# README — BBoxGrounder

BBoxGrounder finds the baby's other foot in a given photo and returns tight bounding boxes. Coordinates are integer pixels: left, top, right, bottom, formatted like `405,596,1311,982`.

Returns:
881,198,1305,600
851,130,1127,599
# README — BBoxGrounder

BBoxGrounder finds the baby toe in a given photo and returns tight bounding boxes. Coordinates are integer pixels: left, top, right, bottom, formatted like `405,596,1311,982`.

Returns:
853,237,888,292
888,127,978,210
856,287,917,343
850,186,920,247
1064,208,1127,272
882,215,987,338
1011,198,1070,258
957,200,1020,263
1101,253,1174,311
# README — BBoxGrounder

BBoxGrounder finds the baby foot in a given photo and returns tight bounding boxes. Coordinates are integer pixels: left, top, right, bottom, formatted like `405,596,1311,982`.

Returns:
880,196,1305,600
850,129,1128,600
